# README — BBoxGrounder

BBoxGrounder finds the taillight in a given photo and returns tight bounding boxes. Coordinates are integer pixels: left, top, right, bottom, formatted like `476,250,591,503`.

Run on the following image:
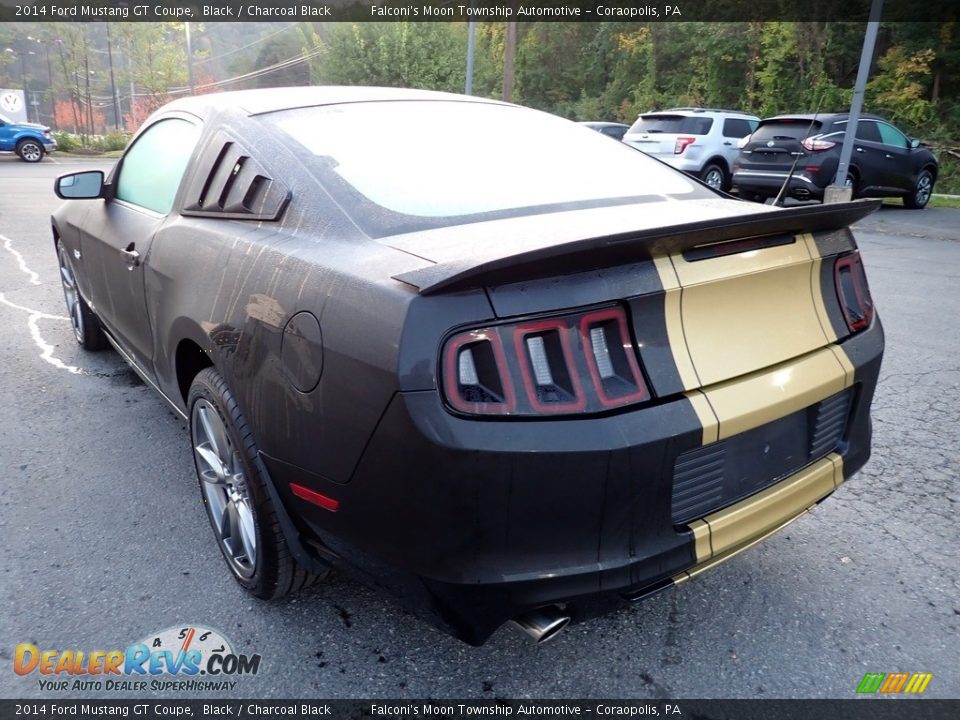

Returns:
674,136,696,155
442,306,650,417
513,319,585,413
834,252,874,333
801,137,836,152
579,309,650,408
443,329,516,415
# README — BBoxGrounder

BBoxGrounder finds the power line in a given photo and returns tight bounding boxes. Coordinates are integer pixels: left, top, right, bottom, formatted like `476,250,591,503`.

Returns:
195,23,299,65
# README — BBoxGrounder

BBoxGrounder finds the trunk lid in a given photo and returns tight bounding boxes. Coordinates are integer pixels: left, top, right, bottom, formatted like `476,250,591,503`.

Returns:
739,118,823,171
390,198,878,391
622,113,713,159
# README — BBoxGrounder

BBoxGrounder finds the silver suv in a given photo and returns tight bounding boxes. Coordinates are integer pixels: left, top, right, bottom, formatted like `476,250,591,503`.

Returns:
622,108,759,191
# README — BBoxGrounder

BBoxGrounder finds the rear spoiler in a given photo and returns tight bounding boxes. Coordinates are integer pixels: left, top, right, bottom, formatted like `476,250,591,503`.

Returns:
392,199,881,295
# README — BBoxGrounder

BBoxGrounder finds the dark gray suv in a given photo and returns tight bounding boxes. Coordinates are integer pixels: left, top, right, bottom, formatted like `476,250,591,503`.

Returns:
732,113,939,208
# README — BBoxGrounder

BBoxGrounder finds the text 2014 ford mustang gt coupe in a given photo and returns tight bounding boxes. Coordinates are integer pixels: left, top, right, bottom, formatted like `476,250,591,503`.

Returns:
52,87,883,645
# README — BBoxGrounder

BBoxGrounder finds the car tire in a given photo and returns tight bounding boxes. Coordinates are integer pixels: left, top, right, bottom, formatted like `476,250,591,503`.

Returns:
188,367,327,599
57,241,107,351
701,163,728,191
17,139,44,163
845,172,859,199
903,170,934,209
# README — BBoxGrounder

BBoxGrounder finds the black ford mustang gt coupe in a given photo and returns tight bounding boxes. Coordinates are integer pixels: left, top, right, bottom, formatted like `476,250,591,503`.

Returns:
52,87,884,645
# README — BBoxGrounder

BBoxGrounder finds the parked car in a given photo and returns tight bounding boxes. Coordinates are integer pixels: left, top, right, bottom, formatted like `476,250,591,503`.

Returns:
732,113,939,208
0,112,56,162
578,121,630,141
52,87,883,646
622,107,759,190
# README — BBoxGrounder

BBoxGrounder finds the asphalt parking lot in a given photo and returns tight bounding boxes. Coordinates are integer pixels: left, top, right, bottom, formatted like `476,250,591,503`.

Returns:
1,157,958,699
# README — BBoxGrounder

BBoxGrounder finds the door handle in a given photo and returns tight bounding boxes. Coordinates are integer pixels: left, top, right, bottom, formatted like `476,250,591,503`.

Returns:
723,141,733,146
855,147,865,153
885,154,893,159
122,243,140,270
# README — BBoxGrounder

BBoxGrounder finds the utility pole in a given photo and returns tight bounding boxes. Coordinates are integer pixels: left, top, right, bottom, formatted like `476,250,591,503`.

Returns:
55,38,82,134
465,20,476,95
105,24,121,130
83,28,94,138
825,0,884,203
185,22,196,95
503,21,516,103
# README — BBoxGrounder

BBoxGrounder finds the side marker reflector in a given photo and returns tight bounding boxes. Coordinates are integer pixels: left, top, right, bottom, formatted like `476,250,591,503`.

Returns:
290,483,340,512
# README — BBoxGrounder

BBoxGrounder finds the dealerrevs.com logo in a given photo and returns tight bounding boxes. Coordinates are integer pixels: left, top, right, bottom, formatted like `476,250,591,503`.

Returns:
14,625,262,693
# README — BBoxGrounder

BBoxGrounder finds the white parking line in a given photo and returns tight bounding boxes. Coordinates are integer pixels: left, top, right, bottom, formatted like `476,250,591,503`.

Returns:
0,232,84,374
2,233,42,286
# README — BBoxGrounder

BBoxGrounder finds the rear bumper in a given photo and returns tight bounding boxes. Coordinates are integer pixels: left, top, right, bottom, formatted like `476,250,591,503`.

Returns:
270,319,883,644
733,170,825,199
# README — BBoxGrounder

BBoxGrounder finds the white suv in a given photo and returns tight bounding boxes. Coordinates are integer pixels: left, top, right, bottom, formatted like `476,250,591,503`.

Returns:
622,108,759,191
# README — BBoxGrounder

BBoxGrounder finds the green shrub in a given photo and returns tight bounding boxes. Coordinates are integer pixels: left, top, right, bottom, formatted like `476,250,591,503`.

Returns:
52,131,80,152
90,132,131,152
935,152,960,195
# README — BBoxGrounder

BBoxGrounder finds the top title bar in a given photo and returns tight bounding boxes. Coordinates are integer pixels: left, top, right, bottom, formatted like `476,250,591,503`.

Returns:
1,0,957,22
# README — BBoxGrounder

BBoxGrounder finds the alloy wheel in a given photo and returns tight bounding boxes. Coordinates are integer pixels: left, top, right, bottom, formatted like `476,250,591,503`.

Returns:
58,246,85,344
20,142,42,162
703,167,724,189
915,174,932,207
192,399,258,578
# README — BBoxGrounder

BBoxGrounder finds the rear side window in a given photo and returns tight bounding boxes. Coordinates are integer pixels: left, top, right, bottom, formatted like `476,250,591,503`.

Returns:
750,120,822,142
629,115,713,135
115,118,200,214
855,121,882,143
722,118,757,138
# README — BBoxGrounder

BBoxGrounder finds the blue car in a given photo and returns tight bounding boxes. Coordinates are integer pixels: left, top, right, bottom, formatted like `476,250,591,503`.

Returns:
0,112,57,162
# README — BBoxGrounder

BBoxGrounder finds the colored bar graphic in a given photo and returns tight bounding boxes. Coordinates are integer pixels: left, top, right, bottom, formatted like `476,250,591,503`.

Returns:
904,673,933,694
856,673,885,693
857,672,932,694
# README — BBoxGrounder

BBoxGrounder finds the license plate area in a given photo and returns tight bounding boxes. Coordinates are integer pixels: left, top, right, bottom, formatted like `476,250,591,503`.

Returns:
672,389,852,525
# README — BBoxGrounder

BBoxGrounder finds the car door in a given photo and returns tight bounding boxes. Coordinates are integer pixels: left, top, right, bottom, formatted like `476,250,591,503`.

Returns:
0,116,14,151
850,120,888,192
80,115,201,376
875,121,915,192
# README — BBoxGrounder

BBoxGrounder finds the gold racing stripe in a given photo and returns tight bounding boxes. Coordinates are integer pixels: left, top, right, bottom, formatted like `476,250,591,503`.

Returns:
799,232,839,344
675,452,843,579
671,237,831,387
652,254,701,391
685,390,719,446
703,346,849,440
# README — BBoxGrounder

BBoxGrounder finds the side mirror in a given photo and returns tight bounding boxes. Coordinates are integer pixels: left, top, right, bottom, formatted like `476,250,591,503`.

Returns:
55,171,105,200
910,138,921,149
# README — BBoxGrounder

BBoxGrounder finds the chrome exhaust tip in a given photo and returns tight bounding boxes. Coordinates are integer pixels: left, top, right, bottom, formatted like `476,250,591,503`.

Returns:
510,606,570,644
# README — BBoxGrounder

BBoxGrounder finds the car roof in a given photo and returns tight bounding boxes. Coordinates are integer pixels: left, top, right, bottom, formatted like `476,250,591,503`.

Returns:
644,107,759,118
759,112,886,123
161,86,506,119
579,121,629,128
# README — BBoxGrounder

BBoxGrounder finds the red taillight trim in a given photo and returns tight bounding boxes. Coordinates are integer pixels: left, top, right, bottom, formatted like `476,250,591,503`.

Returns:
834,252,875,333
290,483,340,512
443,329,516,415
675,136,696,155
578,308,650,408
512,319,586,414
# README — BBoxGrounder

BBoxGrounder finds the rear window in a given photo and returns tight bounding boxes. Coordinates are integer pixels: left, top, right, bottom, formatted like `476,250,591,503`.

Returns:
628,114,714,135
722,118,757,138
751,120,823,142
265,101,704,237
